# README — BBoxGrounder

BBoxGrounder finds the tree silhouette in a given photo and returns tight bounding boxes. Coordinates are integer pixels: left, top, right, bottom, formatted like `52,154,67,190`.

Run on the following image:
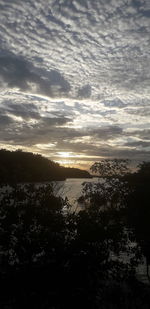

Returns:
0,160,150,308
0,183,142,308
126,161,150,281
90,159,130,177
0,149,91,183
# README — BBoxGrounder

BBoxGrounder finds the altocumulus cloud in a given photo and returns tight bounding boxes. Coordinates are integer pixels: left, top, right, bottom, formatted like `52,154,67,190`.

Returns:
0,0,150,167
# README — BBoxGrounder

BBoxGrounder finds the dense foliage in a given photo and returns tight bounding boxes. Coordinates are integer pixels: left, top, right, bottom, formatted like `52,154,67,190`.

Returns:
125,162,150,281
0,159,150,308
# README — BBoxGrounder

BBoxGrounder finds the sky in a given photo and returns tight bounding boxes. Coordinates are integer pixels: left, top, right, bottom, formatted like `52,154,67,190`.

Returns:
0,0,150,170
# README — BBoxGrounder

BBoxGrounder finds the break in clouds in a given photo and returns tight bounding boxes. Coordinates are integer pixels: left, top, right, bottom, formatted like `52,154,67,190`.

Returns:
0,0,150,168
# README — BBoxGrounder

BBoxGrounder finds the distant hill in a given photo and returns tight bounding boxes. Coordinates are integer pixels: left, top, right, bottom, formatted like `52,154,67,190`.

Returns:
0,149,91,183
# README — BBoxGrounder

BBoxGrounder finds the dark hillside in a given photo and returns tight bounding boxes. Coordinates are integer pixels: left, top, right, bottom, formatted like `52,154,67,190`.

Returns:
0,149,91,183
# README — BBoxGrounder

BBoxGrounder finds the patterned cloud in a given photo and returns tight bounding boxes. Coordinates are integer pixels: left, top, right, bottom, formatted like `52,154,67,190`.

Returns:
0,0,150,167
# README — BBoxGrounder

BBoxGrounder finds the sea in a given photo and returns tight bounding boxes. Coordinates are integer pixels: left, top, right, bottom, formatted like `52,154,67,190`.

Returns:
52,177,100,212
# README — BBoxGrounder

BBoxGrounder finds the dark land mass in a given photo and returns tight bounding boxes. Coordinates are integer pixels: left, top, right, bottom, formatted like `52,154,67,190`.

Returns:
0,159,150,307
0,149,91,184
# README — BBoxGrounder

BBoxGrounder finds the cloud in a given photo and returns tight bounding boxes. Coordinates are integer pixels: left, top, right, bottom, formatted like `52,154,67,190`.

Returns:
0,114,13,127
2,101,40,120
0,0,150,164
125,140,150,148
0,52,71,97
126,129,150,141
1,0,149,98
93,126,123,139
103,98,126,109
78,84,91,99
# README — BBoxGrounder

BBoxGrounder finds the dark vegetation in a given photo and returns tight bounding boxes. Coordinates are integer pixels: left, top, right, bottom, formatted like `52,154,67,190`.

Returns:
0,149,91,183
0,158,150,308
91,159,131,177
125,162,150,282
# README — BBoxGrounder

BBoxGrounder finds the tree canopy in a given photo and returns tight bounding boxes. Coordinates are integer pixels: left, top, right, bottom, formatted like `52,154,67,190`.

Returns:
0,158,150,308
90,159,130,177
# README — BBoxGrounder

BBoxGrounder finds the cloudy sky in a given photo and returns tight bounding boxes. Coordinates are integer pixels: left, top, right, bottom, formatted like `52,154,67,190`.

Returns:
0,0,150,169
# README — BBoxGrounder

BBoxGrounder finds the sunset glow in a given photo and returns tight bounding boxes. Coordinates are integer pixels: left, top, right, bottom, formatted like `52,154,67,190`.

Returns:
0,0,149,168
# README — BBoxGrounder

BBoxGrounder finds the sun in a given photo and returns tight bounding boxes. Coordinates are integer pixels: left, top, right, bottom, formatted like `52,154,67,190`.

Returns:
57,152,74,158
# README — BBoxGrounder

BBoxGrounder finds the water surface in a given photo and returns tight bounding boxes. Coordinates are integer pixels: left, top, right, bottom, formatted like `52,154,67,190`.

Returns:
52,177,100,212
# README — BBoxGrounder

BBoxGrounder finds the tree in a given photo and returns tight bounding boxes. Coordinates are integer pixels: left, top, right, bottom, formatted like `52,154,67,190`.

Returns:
80,177,130,211
0,179,146,308
90,159,130,177
126,161,150,281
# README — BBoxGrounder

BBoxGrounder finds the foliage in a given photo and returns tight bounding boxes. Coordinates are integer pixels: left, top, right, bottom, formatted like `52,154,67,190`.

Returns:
0,183,142,308
0,184,66,268
137,161,150,178
80,178,130,210
126,161,150,280
1,159,150,307
90,159,130,177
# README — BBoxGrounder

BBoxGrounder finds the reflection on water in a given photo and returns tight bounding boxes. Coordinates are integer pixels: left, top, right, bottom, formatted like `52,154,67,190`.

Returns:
52,178,100,212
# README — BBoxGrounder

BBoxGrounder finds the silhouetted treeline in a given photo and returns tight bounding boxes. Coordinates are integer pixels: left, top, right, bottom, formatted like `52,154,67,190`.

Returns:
125,162,150,281
0,159,150,308
0,149,91,183
60,166,92,179
0,183,149,309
